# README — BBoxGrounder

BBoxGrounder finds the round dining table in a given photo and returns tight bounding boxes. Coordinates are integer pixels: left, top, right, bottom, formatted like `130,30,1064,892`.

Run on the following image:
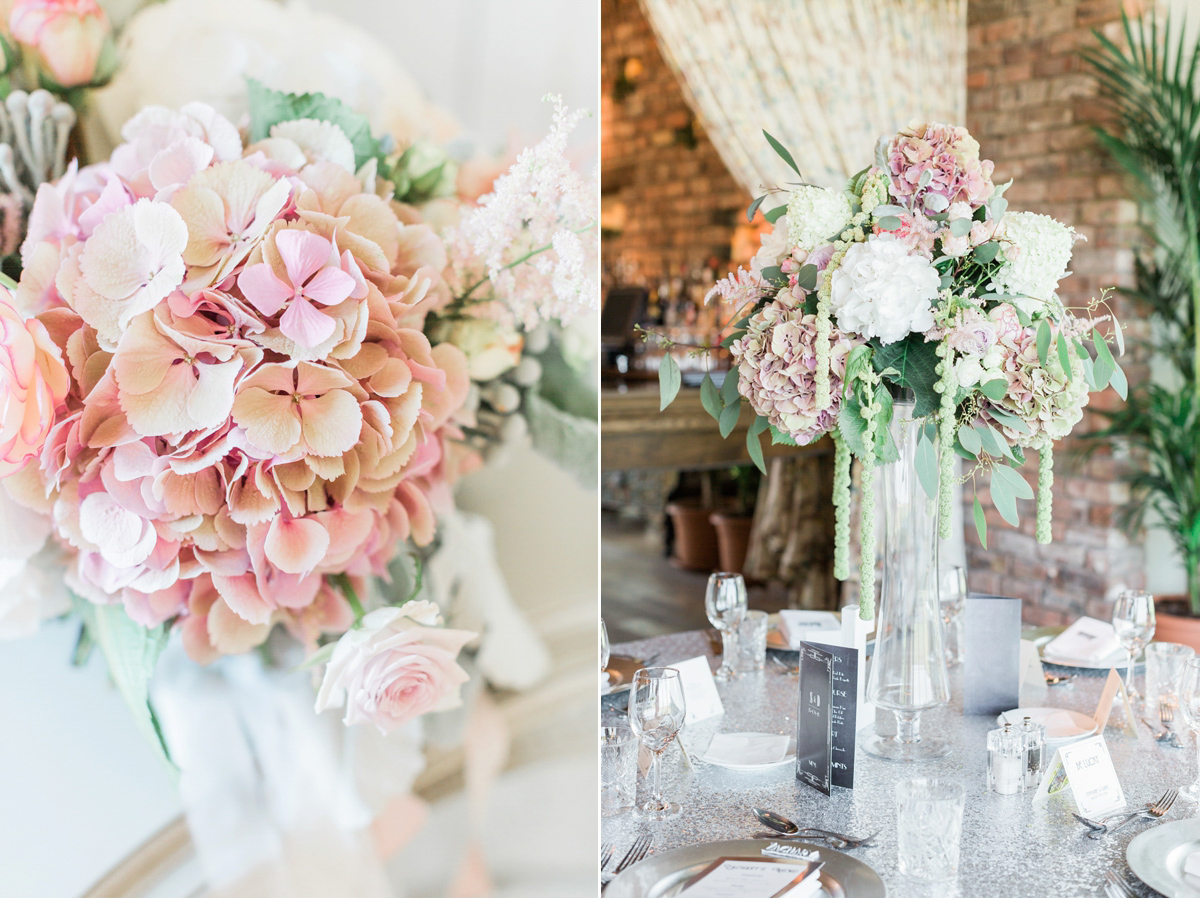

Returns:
601,629,1191,897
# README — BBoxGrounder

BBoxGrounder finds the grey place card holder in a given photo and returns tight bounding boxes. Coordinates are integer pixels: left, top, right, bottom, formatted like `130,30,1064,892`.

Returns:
963,594,1023,715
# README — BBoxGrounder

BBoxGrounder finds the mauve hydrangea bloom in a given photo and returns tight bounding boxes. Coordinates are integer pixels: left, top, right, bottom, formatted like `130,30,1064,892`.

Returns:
731,301,859,446
11,102,470,660
886,122,995,211
986,304,1089,445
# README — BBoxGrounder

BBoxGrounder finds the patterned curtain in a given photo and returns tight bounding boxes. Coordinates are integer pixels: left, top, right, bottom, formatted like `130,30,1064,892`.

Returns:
639,0,967,192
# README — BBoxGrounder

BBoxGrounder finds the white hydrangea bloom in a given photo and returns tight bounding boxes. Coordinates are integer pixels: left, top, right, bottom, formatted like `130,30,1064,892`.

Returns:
829,234,940,344
784,186,852,252
990,210,1078,317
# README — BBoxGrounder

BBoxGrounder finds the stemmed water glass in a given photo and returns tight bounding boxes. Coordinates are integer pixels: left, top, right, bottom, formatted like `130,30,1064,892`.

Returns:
629,667,687,820
706,572,747,680
1177,658,1200,801
601,617,610,675
939,565,967,667
1112,590,1155,703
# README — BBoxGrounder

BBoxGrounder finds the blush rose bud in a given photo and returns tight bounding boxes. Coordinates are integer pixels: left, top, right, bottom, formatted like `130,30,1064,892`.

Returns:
0,289,69,475
9,0,111,88
315,601,476,733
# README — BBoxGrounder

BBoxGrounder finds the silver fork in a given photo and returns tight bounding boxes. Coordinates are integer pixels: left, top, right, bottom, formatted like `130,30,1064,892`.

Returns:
770,655,799,675
600,841,613,872
1104,870,1137,898
602,834,652,884
1087,789,1178,839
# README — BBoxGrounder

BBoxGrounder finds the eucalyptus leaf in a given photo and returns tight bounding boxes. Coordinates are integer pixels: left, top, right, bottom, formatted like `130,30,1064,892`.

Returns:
987,408,1031,435
991,472,1020,526
1057,331,1073,381
765,204,788,225
973,241,1001,264
1036,320,1051,367
876,215,903,231
949,217,973,238
975,424,1001,458
747,416,769,474
1011,303,1033,328
980,378,1008,401
658,354,681,410
747,194,767,222
1110,361,1128,399
700,373,722,421
874,204,907,218
1093,328,1116,389
915,430,940,500
1112,318,1125,356
719,400,741,437
760,265,786,286
973,495,988,548
989,196,1009,221
959,425,982,455
763,129,802,177
795,264,818,291
993,462,1034,500
721,369,741,405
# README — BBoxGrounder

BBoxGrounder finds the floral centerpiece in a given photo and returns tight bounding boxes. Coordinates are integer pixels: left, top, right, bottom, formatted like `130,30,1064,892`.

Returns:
658,123,1125,619
0,79,595,755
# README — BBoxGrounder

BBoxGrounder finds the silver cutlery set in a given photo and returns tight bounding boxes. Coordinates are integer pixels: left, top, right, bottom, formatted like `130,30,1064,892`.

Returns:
600,834,652,886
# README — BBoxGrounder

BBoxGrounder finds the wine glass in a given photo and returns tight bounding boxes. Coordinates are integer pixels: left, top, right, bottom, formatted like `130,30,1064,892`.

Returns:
628,667,687,820
600,618,611,686
706,572,747,680
939,565,967,667
1177,657,1200,801
1112,590,1155,703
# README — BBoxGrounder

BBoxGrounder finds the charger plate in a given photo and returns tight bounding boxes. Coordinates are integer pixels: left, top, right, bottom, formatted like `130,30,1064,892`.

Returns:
1127,818,1200,897
605,839,887,898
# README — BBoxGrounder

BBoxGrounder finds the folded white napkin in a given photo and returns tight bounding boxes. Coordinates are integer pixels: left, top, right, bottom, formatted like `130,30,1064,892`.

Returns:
778,610,841,650
1042,616,1123,664
704,732,790,765
1185,849,1200,878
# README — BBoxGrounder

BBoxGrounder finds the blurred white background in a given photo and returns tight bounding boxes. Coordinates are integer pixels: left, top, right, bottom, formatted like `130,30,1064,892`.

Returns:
0,1,598,896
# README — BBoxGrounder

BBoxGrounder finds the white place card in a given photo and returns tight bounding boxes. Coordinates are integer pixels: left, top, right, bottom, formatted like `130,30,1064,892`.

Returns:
680,858,822,898
672,656,725,725
1032,734,1125,818
1092,668,1140,740
1020,639,1045,692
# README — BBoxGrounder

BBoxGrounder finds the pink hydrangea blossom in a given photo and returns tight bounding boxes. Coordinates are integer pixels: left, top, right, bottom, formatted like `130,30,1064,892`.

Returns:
887,123,995,211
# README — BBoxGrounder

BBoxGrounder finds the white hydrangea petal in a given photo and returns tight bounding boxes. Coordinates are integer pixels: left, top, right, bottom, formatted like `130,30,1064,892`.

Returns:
270,119,356,173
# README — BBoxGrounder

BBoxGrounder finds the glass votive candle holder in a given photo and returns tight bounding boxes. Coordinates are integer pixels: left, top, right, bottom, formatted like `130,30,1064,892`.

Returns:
987,723,1025,795
896,778,966,882
601,725,638,816
737,609,769,673
1146,642,1195,713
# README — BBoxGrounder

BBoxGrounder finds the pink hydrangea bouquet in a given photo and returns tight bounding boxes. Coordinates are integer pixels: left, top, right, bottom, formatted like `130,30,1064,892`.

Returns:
0,81,595,749
661,123,1125,617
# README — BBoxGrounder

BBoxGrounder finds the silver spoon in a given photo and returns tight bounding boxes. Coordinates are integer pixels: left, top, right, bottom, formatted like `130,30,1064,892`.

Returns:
754,807,799,834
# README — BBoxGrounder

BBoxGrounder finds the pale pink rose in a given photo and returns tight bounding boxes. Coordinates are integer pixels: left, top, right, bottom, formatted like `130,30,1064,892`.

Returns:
315,601,476,733
9,0,109,87
0,291,69,475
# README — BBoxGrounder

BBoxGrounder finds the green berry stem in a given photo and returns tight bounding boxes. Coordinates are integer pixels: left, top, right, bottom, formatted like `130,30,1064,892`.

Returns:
1036,438,1054,545
935,343,958,541
859,367,879,621
832,429,851,580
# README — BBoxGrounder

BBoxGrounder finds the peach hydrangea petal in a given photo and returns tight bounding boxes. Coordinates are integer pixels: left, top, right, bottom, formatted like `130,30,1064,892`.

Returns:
280,295,337,347
208,596,272,652
264,515,329,575
232,386,301,456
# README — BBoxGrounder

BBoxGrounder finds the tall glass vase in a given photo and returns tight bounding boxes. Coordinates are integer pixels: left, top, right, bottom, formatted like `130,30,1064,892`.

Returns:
864,398,952,761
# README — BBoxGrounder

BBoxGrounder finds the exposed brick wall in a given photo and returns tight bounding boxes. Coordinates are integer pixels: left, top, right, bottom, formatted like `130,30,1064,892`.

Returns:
601,0,748,276
965,0,1148,624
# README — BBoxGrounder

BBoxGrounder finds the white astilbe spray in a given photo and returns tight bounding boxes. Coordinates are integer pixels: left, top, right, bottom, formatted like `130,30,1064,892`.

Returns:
447,96,597,328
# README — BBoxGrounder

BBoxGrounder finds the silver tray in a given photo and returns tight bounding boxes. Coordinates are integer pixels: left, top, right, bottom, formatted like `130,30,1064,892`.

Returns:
605,839,887,897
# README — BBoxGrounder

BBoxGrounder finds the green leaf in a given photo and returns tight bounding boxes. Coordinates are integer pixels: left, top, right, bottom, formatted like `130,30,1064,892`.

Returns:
658,354,681,410
876,215,903,231
872,337,942,417
1011,303,1032,328
1036,320,1051,367
1112,318,1124,356
795,264,818,291
915,429,940,499
845,344,873,386
987,407,1031,435
747,194,768,222
958,425,982,455
948,217,973,237
1093,328,1116,390
763,129,802,177
838,396,869,459
718,400,741,437
764,204,788,224
295,642,337,671
980,378,1008,401
760,265,786,285
980,423,1013,461
719,330,744,350
246,78,379,171
72,595,173,769
720,369,741,405
1110,361,1128,400
973,241,1000,264
988,196,1009,221
993,462,1034,500
700,373,722,421
990,470,1019,526
747,416,769,474
973,495,988,548
769,425,799,446
1056,331,1073,381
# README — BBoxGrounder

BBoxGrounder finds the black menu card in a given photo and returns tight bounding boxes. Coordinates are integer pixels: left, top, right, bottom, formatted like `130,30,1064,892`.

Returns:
826,643,859,789
795,644,833,795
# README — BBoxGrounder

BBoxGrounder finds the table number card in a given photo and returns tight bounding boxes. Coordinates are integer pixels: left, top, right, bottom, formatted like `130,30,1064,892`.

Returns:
1032,734,1126,818
964,595,1023,715
672,656,725,725
795,644,833,796
1092,668,1140,739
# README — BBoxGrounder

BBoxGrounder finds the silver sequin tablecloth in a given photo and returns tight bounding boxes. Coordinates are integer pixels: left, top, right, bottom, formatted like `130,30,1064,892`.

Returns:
601,630,1191,898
